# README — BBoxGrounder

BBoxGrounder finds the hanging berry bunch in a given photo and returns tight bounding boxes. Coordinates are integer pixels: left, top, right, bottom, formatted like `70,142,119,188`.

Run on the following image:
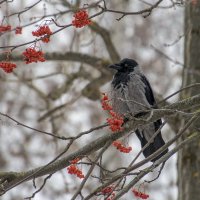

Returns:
101,93,124,132
112,140,132,153
0,25,11,33
23,47,45,64
0,62,16,73
67,158,85,179
132,188,149,199
72,10,92,28
99,185,116,200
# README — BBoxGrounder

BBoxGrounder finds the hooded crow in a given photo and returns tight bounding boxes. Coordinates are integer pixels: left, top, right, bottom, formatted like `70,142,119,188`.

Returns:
109,58,168,162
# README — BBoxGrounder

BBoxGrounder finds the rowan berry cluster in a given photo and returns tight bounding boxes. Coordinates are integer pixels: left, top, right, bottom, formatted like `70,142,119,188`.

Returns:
132,188,149,199
100,185,116,200
72,10,92,28
106,193,116,200
101,186,114,195
15,26,22,34
0,25,22,35
0,25,11,33
112,140,132,153
101,93,124,132
101,94,112,110
67,165,85,179
32,25,52,43
107,111,124,132
0,62,16,73
22,48,45,64
67,158,85,179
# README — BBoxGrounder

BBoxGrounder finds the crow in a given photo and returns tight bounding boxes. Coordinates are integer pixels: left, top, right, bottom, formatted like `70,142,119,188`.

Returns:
109,58,168,162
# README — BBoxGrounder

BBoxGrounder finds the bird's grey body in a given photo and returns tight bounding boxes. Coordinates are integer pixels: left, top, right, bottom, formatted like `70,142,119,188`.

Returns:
109,58,168,162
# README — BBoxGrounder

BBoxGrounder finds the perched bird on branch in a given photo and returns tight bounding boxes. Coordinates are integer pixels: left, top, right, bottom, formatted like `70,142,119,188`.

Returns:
109,58,168,162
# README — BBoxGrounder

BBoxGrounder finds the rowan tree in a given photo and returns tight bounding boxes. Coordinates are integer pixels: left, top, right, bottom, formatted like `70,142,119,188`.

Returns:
0,1,199,200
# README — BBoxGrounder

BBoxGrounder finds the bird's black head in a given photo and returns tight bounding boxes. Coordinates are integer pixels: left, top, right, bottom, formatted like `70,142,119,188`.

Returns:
109,58,138,73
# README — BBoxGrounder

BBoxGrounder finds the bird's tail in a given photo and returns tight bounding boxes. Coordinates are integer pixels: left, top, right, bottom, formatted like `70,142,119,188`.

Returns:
135,127,168,162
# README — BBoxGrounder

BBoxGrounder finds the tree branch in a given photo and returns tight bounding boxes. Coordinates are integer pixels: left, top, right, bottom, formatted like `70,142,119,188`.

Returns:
89,22,120,62
1,94,200,195
113,131,200,199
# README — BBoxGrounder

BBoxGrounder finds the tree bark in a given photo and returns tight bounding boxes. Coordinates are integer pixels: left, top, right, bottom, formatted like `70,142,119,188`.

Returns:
178,1,200,200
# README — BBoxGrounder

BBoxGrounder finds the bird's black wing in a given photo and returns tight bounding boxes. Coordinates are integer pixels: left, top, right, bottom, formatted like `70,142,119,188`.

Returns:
140,75,156,107
140,75,163,127
137,75,168,162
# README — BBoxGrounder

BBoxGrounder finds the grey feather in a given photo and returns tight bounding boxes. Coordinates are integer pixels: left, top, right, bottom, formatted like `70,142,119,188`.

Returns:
111,67,154,141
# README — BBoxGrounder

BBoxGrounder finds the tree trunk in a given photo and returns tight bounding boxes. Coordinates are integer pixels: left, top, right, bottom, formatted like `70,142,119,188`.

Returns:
178,1,200,200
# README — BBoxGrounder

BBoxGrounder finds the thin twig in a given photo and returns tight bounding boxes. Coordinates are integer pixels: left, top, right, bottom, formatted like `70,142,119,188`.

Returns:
24,174,52,199
71,141,111,200
157,83,200,105
0,112,67,140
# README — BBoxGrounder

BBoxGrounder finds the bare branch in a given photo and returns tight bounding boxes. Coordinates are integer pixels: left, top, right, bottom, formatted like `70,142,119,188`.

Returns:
151,45,184,66
71,142,111,199
102,0,164,20
0,112,68,140
24,174,52,199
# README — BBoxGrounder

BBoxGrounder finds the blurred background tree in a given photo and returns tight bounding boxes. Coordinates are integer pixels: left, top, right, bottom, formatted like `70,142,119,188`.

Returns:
178,1,200,200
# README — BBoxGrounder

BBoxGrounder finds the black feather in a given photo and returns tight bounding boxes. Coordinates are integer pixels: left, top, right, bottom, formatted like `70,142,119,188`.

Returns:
112,72,130,89
135,129,168,162
140,75,156,107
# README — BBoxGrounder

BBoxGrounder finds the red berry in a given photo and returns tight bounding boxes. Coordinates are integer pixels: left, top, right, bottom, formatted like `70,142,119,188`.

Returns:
15,26,22,34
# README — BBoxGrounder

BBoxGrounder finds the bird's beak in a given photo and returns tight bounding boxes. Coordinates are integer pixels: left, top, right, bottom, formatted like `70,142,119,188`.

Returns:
108,64,121,70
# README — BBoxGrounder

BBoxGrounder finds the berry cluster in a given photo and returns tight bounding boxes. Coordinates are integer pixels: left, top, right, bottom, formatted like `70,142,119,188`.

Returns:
101,185,114,194
106,193,116,200
101,93,112,111
107,111,124,132
0,25,22,35
112,140,132,153
32,25,52,43
0,62,16,73
67,158,84,179
15,26,22,34
132,189,149,199
67,165,85,179
99,186,116,200
23,48,45,64
72,10,92,28
0,25,11,33
101,93,124,132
